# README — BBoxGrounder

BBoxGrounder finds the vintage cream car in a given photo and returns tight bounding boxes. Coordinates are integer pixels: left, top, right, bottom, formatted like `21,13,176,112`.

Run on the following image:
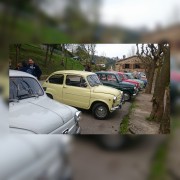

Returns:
43,70,123,120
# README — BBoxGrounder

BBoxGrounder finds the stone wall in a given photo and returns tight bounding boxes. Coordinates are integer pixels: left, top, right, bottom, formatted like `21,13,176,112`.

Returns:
115,56,145,72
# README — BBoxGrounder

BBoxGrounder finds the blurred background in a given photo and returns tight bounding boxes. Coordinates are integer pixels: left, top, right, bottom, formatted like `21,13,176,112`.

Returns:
0,0,180,179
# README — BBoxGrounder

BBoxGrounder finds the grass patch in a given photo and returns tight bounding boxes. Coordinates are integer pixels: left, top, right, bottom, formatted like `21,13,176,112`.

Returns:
119,102,136,134
119,115,130,134
148,140,168,180
9,44,84,75
146,116,152,121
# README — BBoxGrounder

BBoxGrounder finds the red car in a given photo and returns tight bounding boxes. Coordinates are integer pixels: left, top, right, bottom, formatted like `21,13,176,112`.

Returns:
117,72,140,89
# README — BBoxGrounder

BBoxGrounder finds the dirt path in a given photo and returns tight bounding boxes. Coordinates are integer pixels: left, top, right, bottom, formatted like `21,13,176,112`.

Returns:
129,91,159,134
70,136,166,180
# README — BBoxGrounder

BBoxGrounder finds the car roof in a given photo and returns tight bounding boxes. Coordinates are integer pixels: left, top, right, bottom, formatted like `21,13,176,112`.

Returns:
96,71,118,75
117,72,124,74
9,70,35,78
52,70,95,76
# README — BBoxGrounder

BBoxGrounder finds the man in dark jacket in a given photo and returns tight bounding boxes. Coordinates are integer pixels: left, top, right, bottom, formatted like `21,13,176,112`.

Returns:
26,59,42,80
19,61,28,72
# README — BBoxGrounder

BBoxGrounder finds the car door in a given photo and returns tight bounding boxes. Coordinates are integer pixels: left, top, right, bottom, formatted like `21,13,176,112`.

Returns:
62,74,90,109
46,74,64,102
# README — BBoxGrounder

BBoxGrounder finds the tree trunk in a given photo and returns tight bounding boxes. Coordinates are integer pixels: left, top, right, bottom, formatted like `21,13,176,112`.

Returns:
159,86,170,134
49,47,54,63
15,44,21,67
150,47,170,122
145,63,155,94
153,65,161,93
65,55,68,70
15,46,18,66
44,45,49,67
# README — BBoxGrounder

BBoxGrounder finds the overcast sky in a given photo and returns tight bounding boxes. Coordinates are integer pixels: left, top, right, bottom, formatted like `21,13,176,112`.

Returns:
95,44,137,58
100,0,180,30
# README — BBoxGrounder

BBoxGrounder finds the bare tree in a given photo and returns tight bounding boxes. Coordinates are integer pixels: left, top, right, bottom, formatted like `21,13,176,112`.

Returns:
76,44,90,65
136,44,163,94
44,44,50,67
137,44,157,94
86,44,96,67
61,44,70,70
14,44,21,66
48,44,58,63
150,44,170,123
127,45,136,57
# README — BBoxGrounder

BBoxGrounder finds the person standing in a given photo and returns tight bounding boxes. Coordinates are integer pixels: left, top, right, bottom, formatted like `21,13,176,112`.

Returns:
26,59,42,80
85,64,91,72
19,61,28,72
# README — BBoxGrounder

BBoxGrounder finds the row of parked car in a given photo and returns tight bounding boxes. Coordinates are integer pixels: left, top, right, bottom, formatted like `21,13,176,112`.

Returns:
9,69,147,134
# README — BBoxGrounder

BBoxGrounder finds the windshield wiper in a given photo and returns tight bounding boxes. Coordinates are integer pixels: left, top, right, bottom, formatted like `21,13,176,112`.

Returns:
17,93,39,100
29,94,39,98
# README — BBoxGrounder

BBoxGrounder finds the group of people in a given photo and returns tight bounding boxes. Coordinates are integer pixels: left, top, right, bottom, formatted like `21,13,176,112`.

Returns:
14,59,42,80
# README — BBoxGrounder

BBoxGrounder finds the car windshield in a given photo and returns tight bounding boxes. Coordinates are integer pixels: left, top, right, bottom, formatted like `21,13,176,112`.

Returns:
87,74,102,87
9,77,44,101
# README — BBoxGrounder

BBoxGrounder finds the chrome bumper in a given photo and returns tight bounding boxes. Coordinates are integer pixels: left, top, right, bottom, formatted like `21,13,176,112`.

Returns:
111,102,123,111
76,126,81,134
68,123,81,134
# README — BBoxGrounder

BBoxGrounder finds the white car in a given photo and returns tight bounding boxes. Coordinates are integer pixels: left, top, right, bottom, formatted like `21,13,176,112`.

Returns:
0,135,72,180
9,70,81,134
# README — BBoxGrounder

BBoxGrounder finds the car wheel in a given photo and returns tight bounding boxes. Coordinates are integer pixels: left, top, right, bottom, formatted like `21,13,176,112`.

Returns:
123,92,131,101
47,93,53,99
92,103,109,120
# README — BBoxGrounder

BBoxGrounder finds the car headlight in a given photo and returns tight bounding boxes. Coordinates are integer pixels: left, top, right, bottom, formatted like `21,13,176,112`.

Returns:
120,90,123,95
134,86,136,90
113,96,117,103
75,111,81,122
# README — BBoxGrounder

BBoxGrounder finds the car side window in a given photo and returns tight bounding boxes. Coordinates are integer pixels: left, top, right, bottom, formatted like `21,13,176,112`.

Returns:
107,74,117,82
99,74,107,81
48,74,64,84
66,75,86,88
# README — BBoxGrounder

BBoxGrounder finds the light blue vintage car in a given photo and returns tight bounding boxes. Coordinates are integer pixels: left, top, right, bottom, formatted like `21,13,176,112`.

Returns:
125,73,146,88
9,70,81,134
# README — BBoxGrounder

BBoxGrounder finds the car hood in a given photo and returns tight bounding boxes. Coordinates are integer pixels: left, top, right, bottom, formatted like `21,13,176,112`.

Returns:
9,96,76,134
93,85,120,96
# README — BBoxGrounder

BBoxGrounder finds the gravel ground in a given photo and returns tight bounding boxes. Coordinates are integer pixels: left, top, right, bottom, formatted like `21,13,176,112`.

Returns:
79,102,131,134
